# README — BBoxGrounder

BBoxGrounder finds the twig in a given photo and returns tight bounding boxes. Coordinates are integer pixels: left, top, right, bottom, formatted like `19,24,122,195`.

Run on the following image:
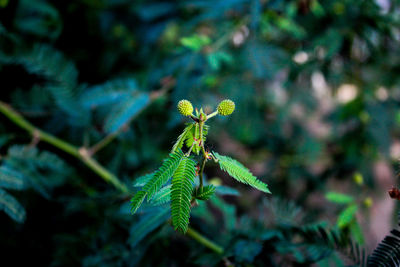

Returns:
0,101,129,193
88,83,173,155
88,132,118,155
186,227,224,254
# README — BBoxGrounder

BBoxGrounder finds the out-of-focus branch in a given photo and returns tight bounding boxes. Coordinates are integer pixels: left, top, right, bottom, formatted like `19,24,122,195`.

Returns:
88,78,175,155
0,101,128,193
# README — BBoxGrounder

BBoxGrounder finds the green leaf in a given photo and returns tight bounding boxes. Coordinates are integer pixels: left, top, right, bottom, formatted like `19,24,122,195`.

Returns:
171,156,196,233
193,185,216,200
215,185,240,196
213,152,271,194
325,192,354,204
104,93,150,134
211,196,236,231
143,149,184,198
171,123,194,153
149,185,171,206
130,191,147,214
0,166,25,190
0,188,26,223
132,173,154,187
180,34,211,51
8,145,67,171
234,240,263,262
10,44,87,124
81,78,138,108
16,0,62,40
337,204,358,228
349,220,365,245
129,207,170,247
207,51,233,71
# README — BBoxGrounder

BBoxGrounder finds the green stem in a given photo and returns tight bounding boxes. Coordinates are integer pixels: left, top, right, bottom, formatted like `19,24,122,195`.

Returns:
198,120,208,191
199,120,207,158
0,101,128,192
199,156,206,190
0,100,224,254
89,132,118,155
206,110,218,120
79,148,128,193
186,141,195,156
88,85,172,155
0,102,79,157
186,227,224,254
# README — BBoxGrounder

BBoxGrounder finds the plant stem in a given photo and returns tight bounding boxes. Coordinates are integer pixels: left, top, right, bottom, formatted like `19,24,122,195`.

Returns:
206,110,218,120
198,119,208,191
186,142,195,156
0,101,128,192
89,85,172,155
89,132,118,155
0,100,224,254
186,227,224,254
199,156,206,190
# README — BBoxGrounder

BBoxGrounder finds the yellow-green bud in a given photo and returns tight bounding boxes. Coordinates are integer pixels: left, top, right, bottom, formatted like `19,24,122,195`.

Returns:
363,197,373,208
353,172,364,186
217,99,235,116
177,100,193,116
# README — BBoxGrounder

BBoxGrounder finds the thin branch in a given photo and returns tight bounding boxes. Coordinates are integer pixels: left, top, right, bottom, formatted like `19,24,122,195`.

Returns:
186,227,224,254
88,83,173,155
198,119,208,191
0,101,128,193
199,156,206,190
89,132,118,155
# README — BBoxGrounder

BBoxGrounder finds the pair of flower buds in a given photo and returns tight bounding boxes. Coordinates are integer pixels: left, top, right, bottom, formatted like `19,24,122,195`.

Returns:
177,99,235,117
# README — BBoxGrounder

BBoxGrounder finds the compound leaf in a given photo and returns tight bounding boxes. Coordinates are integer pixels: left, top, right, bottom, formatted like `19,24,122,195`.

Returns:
0,188,26,223
213,152,270,194
143,149,184,198
130,190,147,214
171,156,196,233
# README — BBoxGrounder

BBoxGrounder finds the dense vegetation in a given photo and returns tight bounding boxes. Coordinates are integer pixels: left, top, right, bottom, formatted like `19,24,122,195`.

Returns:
1,0,400,266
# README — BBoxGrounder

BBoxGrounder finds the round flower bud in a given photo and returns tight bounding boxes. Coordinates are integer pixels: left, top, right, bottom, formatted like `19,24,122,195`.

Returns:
363,197,373,208
217,99,235,116
353,172,363,186
177,100,193,116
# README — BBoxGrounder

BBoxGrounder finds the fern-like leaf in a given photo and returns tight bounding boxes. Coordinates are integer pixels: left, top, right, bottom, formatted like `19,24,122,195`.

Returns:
130,191,147,214
150,185,171,206
132,173,154,187
9,44,88,125
8,145,66,171
296,223,367,266
0,166,25,190
0,188,26,223
213,152,271,194
15,44,78,88
171,156,196,233
171,123,194,153
193,185,216,200
15,0,62,40
104,92,150,134
129,207,170,247
81,78,138,108
367,212,400,266
143,150,184,199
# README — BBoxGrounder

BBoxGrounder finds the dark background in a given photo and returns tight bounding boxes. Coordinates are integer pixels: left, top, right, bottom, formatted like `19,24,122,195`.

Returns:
1,0,400,266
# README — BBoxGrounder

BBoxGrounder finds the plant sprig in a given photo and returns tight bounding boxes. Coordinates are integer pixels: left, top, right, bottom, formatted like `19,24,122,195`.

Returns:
131,99,271,233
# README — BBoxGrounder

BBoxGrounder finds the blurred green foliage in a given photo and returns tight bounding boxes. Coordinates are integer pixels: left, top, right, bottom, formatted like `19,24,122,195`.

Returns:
1,0,400,266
